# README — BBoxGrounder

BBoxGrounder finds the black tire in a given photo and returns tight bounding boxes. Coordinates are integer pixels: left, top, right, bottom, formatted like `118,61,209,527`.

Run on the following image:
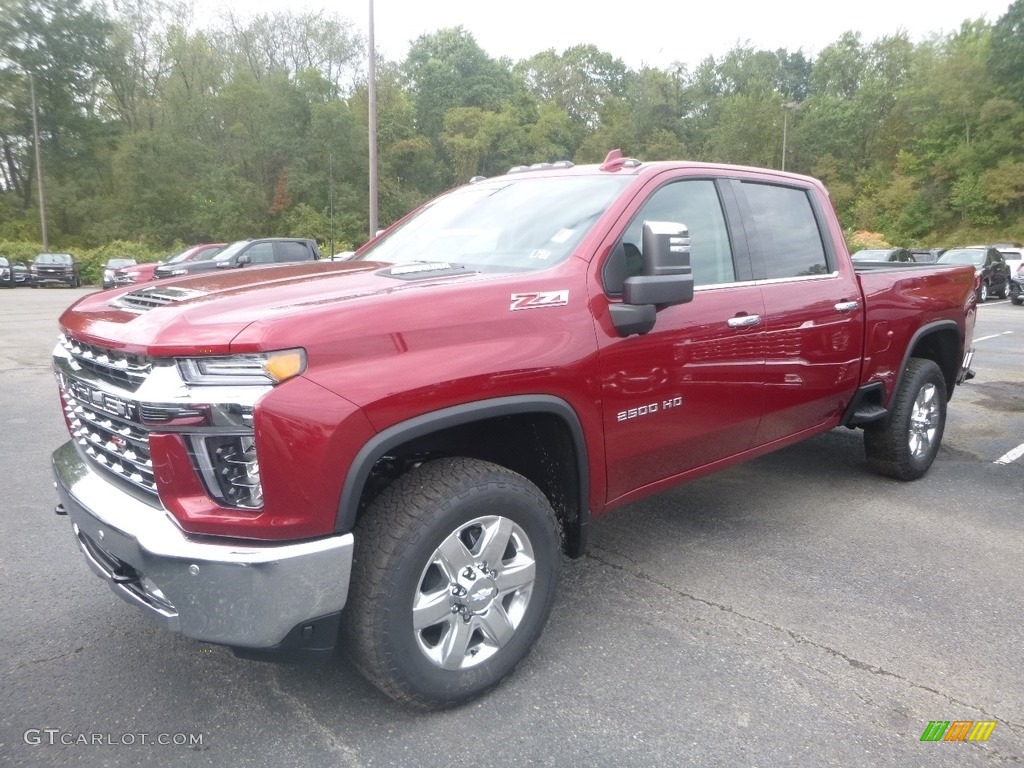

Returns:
1011,285,1024,306
997,281,1008,299
344,457,561,710
864,358,946,480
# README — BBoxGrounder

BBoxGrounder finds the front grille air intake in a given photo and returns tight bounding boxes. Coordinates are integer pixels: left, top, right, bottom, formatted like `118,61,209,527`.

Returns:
60,382,156,496
60,335,153,392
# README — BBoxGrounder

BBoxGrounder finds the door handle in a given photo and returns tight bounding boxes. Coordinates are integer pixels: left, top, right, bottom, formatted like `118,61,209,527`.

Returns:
727,314,762,328
835,301,860,312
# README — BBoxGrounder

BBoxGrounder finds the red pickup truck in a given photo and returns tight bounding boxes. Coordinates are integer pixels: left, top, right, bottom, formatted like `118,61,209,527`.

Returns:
51,153,976,709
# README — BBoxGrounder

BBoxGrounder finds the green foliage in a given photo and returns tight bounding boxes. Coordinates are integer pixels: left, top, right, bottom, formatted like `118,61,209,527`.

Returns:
0,4,1023,256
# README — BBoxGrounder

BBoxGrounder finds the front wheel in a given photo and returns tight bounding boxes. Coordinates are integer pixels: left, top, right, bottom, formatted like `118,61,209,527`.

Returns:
978,281,989,302
344,457,561,709
864,358,947,480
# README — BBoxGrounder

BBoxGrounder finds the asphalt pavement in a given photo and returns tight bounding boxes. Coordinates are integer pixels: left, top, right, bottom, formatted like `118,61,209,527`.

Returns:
0,286,1021,767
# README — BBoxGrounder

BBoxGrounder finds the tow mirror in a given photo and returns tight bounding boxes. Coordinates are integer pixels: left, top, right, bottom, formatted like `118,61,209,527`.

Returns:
610,221,694,336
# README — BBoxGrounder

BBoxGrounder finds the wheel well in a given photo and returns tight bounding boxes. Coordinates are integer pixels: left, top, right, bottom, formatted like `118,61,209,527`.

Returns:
356,413,584,556
907,328,960,399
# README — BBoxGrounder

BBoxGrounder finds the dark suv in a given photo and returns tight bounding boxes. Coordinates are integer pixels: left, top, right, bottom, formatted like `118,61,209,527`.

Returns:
937,247,1011,302
30,253,81,288
154,238,321,279
0,256,29,286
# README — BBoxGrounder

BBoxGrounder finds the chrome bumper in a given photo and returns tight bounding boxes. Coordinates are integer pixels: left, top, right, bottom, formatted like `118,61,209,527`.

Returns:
52,440,353,648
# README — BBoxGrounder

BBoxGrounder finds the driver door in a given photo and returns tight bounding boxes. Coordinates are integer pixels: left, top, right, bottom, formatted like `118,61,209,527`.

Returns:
593,175,767,503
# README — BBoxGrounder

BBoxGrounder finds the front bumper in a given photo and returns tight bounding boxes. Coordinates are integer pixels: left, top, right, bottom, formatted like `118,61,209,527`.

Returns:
52,440,354,648
32,272,74,286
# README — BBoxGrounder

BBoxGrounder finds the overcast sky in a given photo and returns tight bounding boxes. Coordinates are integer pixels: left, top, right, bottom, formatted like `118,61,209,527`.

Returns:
202,0,1014,70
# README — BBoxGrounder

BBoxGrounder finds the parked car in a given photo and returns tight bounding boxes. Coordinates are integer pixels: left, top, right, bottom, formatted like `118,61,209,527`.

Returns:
114,243,226,286
0,256,29,287
153,238,320,279
996,247,1023,285
1009,263,1024,305
101,258,137,289
851,247,916,264
30,253,80,288
937,247,1011,301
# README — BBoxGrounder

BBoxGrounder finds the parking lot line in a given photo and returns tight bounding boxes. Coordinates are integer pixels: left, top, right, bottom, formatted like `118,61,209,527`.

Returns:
994,443,1024,465
973,331,1014,342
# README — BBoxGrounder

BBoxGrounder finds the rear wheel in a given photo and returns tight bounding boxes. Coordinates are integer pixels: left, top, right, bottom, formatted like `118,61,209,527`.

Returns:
345,457,561,709
864,358,946,480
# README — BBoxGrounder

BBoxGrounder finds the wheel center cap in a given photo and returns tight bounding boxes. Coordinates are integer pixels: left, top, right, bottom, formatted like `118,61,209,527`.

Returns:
453,566,498,615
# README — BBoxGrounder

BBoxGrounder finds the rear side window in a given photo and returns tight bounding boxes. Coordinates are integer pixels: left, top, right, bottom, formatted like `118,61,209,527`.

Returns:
742,183,829,279
277,241,314,262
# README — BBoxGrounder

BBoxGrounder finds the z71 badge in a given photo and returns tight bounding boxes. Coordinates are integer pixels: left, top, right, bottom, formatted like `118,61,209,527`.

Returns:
510,290,569,311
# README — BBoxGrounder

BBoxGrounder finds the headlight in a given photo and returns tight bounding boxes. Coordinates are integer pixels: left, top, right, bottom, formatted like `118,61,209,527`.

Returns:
103,269,114,279
177,349,306,386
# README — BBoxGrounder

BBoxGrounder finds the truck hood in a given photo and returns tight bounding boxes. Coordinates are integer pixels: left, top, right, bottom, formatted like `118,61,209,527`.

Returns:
59,260,488,356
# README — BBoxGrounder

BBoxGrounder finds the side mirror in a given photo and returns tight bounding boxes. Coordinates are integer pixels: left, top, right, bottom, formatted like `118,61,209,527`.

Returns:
237,254,251,266
610,221,694,337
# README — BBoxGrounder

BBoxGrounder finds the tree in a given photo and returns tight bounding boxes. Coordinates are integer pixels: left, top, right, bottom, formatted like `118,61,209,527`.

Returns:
989,0,1024,104
402,27,516,141
516,45,629,128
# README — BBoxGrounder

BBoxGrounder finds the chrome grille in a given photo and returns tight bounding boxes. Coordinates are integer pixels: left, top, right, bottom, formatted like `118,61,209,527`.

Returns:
60,382,156,496
60,335,152,392
112,286,206,313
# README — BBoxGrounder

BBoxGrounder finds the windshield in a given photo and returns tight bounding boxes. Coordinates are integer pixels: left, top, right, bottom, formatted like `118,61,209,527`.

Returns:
358,175,632,271
192,246,223,262
107,258,135,269
938,249,985,267
851,250,891,262
164,247,192,264
213,241,250,262
35,253,72,264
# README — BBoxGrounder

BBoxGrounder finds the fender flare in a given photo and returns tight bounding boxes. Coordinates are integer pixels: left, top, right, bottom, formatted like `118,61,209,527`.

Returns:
892,320,961,403
335,395,591,554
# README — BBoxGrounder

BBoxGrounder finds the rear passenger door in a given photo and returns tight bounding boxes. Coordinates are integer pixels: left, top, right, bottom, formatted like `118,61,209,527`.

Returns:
594,174,766,503
274,241,316,263
734,179,865,446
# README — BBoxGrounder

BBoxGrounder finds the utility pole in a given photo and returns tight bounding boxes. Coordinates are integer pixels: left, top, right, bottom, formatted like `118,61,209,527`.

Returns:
329,153,335,258
30,74,48,252
781,101,800,173
367,0,378,239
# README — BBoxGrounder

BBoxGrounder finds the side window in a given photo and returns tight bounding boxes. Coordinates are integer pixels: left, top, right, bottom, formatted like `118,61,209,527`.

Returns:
245,243,275,264
604,179,735,294
276,241,313,262
741,182,829,278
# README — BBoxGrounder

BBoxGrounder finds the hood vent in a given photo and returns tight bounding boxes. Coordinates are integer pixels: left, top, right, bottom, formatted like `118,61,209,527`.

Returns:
112,286,207,313
378,262,473,281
